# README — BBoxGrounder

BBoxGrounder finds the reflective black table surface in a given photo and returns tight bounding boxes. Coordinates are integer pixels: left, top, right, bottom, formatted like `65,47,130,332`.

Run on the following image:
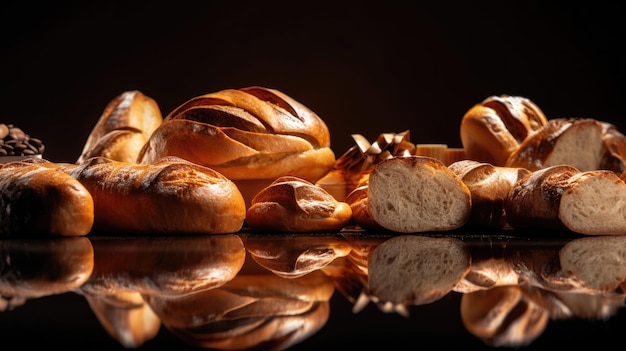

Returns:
1,228,625,350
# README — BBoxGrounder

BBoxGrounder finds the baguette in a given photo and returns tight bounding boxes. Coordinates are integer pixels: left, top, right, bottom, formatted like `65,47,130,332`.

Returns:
50,156,246,234
246,176,352,232
448,159,531,228
460,95,548,166
367,156,471,233
77,90,163,164
505,164,626,235
0,160,94,236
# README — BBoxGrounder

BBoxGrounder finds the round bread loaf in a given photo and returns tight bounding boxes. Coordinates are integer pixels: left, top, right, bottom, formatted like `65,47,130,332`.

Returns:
137,86,336,205
460,95,548,166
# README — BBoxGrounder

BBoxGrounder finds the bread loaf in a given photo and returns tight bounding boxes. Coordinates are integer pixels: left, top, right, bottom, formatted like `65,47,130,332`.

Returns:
246,176,352,232
136,86,336,206
368,235,471,305
448,159,531,228
77,90,163,164
460,95,548,166
367,156,471,233
51,156,246,234
506,117,626,174
344,178,384,231
0,160,94,236
505,164,626,235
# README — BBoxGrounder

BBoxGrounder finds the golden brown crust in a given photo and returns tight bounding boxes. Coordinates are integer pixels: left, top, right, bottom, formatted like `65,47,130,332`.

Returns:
77,90,163,164
57,156,246,234
504,165,580,231
460,95,547,166
344,178,384,231
448,159,531,228
0,161,94,236
246,176,353,232
137,87,335,185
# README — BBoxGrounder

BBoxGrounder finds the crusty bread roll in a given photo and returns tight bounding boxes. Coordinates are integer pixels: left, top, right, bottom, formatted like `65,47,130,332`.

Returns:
244,234,352,278
448,159,531,228
246,176,352,232
367,156,471,233
48,156,246,234
460,95,548,166
505,164,626,235
368,235,471,306
506,117,626,174
0,160,94,236
136,86,336,205
77,90,163,164
559,235,626,292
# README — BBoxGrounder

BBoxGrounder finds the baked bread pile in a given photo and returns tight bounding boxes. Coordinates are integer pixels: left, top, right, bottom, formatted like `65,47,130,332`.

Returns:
2,88,626,236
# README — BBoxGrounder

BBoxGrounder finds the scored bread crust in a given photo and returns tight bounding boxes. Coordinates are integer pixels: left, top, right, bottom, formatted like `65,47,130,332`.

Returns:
137,86,335,183
460,95,548,166
77,90,163,164
49,156,246,234
367,156,471,233
246,176,353,232
448,159,531,229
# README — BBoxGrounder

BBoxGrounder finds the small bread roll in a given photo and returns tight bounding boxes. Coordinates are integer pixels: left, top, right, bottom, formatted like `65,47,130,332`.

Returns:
367,156,471,233
344,178,384,231
246,176,352,232
77,90,163,164
460,95,548,166
368,235,471,306
448,159,531,229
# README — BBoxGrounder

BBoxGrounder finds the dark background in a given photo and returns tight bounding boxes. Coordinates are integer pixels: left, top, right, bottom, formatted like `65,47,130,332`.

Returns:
1,1,626,350
1,1,624,163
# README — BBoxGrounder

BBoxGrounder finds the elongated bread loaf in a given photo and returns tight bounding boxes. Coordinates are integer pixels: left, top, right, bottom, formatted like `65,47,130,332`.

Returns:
506,117,626,174
246,176,352,232
505,164,626,235
52,156,246,234
448,159,531,228
460,95,548,166
77,90,163,164
367,156,471,233
0,160,94,236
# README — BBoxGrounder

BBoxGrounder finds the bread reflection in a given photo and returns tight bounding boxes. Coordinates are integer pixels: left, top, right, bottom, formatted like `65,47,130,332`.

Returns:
144,263,334,350
77,235,246,348
243,234,352,278
0,237,93,310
